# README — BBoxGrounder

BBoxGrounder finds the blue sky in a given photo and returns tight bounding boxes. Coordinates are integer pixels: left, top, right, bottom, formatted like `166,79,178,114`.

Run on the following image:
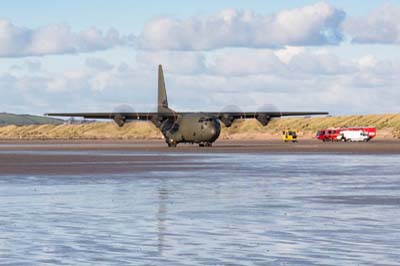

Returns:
0,1,400,115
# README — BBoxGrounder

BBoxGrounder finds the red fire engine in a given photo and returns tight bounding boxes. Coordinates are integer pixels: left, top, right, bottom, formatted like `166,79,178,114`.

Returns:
316,127,376,142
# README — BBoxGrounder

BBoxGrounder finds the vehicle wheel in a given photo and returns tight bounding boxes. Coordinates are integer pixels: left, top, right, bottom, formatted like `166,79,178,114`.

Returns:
168,142,177,147
199,143,205,147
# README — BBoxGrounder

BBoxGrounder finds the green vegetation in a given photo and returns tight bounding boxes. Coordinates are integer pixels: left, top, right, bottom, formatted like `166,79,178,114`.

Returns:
0,114,399,140
0,113,63,125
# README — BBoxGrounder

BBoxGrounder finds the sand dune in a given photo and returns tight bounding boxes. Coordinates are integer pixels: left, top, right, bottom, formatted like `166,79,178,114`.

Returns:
0,114,399,140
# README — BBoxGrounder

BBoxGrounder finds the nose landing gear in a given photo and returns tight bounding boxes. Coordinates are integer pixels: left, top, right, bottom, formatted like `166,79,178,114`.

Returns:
166,138,177,147
168,142,177,147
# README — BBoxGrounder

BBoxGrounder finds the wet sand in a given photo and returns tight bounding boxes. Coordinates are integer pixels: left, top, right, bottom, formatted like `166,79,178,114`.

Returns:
1,140,400,265
0,139,399,153
0,139,399,175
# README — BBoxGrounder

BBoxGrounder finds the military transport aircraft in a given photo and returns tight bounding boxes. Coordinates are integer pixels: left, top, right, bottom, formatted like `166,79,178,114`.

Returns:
46,65,328,147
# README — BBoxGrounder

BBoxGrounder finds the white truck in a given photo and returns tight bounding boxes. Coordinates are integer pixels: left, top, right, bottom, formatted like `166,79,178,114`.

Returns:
337,130,370,142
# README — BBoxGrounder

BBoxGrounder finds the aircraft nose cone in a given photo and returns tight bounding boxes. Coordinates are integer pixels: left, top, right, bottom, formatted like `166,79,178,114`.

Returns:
209,121,221,141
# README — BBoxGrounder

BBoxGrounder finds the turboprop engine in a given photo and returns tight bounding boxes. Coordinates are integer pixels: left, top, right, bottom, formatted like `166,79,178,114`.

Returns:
113,114,126,127
220,114,235,127
256,114,271,126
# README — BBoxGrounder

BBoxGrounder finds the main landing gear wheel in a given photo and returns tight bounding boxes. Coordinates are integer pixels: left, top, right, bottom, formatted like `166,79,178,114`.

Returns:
199,142,212,147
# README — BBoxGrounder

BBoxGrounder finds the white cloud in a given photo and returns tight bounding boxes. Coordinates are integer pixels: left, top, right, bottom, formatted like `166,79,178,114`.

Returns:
138,2,346,50
344,3,400,44
208,49,287,76
357,55,378,69
136,51,206,74
85,57,114,71
3,2,400,116
161,49,400,113
287,49,356,75
202,48,356,76
274,46,305,64
0,20,129,57
10,60,42,73
1,47,399,115
46,70,89,92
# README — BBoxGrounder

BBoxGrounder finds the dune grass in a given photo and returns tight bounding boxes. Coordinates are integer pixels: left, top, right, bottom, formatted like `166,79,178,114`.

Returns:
0,114,399,140
221,114,400,139
0,122,162,140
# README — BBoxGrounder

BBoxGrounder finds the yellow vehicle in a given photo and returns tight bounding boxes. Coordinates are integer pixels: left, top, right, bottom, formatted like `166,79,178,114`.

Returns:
282,130,298,143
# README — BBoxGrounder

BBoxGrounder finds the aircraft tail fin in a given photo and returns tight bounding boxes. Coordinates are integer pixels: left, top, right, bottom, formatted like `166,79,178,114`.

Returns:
158,65,170,113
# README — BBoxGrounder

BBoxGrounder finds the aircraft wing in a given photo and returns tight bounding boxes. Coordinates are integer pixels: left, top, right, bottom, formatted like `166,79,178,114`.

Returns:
208,111,328,126
210,111,328,118
46,111,327,119
46,112,158,120
45,112,176,120
45,112,177,127
46,111,328,127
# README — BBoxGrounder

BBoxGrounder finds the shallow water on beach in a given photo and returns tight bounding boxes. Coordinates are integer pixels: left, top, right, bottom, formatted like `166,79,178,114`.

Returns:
0,152,400,265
